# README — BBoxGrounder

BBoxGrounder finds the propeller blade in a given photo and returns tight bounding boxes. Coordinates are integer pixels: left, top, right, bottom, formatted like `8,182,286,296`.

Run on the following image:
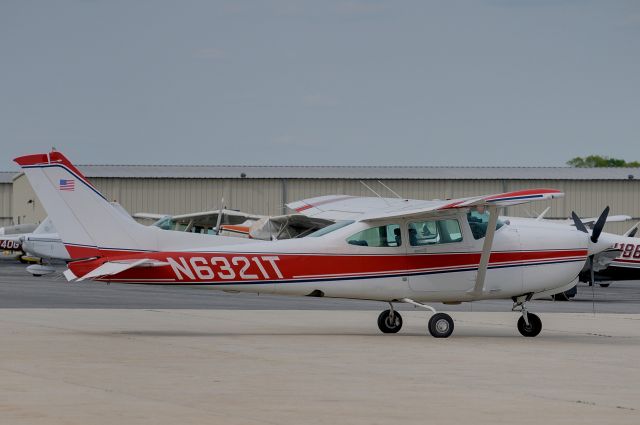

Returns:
571,211,588,233
591,206,610,243
629,228,638,238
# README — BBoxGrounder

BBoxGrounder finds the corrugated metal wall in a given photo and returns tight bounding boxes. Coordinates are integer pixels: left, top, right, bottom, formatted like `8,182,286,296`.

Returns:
11,175,640,235
0,182,13,227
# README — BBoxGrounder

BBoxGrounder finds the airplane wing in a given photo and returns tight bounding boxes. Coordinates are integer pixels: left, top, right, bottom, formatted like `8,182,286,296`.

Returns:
287,195,430,221
266,213,334,228
320,189,563,222
288,189,563,222
133,212,168,221
171,209,263,221
134,209,264,223
570,215,632,228
67,258,170,282
248,214,335,240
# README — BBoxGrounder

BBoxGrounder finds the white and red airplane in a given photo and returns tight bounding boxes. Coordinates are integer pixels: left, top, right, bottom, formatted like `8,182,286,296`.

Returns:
14,151,616,338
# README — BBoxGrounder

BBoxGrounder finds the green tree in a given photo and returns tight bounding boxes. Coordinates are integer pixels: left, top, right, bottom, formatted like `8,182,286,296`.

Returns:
566,155,640,167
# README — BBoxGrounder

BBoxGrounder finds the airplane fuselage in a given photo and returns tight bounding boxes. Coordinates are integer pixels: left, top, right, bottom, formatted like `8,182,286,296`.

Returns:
67,214,590,303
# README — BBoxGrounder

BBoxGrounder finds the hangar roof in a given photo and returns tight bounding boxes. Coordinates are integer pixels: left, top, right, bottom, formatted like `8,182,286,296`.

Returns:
5,165,640,181
73,165,640,180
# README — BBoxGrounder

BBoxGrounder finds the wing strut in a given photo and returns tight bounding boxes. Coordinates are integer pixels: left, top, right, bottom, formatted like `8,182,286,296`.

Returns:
472,204,499,296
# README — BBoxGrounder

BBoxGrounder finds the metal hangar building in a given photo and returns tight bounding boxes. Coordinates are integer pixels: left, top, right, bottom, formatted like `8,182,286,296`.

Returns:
5,165,640,234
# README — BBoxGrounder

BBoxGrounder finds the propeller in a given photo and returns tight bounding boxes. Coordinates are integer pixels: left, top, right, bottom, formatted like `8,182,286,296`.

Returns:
628,228,638,238
573,207,610,314
590,206,610,243
571,206,610,242
571,211,588,233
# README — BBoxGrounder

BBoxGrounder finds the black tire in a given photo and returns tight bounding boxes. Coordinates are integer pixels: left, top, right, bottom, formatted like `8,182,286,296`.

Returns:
599,283,610,288
517,313,542,337
377,310,403,333
428,313,454,338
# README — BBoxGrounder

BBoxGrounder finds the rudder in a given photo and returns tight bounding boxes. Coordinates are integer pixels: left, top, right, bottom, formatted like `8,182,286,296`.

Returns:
14,151,157,258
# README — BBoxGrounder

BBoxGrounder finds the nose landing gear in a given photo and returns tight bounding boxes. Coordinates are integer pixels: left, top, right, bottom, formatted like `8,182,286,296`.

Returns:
513,295,542,337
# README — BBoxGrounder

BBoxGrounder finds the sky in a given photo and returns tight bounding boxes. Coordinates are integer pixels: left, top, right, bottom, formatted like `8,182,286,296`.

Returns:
1,0,639,170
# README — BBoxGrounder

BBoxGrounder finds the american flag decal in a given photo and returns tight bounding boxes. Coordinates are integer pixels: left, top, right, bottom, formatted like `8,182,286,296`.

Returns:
59,179,75,191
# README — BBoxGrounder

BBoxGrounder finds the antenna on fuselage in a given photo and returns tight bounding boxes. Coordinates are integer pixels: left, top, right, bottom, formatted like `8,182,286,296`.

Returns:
377,180,403,199
360,181,391,206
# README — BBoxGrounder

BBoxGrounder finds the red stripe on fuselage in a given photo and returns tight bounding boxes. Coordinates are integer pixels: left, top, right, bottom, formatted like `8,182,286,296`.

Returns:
68,249,587,284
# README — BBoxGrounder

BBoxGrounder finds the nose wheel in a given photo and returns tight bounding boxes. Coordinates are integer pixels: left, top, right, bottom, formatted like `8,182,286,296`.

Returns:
517,313,542,337
513,295,542,337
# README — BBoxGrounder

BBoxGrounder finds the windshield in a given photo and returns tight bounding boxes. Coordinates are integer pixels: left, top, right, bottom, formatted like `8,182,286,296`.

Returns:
153,216,176,230
467,208,505,240
307,220,355,237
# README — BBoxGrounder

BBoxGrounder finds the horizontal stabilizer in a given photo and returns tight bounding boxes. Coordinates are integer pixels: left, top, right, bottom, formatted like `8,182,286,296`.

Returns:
73,258,169,282
63,269,77,281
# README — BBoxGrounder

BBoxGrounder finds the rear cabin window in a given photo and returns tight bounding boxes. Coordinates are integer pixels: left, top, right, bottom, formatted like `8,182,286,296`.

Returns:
346,224,402,247
408,219,463,246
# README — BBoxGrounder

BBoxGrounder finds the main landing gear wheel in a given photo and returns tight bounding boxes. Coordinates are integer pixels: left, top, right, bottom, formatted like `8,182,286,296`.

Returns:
428,313,454,338
377,309,403,333
517,313,542,337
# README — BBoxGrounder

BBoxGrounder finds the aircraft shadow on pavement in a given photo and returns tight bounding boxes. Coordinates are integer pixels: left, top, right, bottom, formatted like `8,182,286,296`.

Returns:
88,330,639,343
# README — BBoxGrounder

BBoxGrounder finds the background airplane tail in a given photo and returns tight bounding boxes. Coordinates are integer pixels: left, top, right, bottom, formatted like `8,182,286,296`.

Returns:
14,151,157,259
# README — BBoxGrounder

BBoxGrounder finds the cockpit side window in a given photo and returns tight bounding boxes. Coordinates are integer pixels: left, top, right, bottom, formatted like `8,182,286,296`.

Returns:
408,219,463,246
467,208,505,240
346,224,402,247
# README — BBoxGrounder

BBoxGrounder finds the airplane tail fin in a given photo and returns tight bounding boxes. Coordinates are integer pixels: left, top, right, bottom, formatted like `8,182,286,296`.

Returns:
14,151,157,259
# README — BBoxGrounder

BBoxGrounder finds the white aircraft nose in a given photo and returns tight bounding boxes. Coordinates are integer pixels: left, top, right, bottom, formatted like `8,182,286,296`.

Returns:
588,232,617,256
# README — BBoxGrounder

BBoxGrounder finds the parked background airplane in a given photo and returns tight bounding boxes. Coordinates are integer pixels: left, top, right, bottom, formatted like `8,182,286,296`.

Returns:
135,209,333,240
535,212,639,299
578,221,640,285
0,222,39,262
